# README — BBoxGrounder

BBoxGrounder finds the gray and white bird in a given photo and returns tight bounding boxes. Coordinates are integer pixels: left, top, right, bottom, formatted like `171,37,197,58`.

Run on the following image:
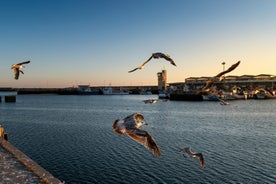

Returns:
11,61,31,80
143,99,158,104
198,61,240,93
128,52,176,73
179,147,204,168
112,113,161,157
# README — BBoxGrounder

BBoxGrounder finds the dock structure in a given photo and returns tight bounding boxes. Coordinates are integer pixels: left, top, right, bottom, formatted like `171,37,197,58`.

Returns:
0,91,17,103
0,126,63,184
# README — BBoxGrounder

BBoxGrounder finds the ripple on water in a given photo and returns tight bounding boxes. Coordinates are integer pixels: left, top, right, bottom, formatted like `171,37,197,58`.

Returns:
0,95,276,183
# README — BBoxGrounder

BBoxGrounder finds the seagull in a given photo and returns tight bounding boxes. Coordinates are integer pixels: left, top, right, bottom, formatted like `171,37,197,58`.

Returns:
179,147,204,168
198,61,240,93
11,60,31,80
128,52,176,73
143,98,168,104
143,99,158,104
219,98,229,105
112,113,161,157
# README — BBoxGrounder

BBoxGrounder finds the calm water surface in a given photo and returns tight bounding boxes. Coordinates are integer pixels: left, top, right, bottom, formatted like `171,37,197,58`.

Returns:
0,95,275,183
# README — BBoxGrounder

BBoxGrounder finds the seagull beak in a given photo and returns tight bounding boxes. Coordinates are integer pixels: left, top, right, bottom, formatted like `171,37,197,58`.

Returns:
143,121,148,125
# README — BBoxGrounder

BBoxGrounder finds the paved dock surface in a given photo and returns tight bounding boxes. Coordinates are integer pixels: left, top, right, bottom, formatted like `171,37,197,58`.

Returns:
0,146,41,183
0,137,63,184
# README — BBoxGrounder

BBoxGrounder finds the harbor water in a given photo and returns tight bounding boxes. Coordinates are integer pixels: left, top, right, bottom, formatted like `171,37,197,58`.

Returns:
0,95,275,183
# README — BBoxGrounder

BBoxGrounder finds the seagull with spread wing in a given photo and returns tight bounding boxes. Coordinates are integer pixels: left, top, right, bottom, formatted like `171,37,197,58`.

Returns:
143,99,158,104
179,147,204,168
128,52,176,73
112,113,161,157
198,61,241,93
11,60,31,80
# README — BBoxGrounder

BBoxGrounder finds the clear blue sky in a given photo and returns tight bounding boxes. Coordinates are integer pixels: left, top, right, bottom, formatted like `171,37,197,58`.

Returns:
1,0,276,88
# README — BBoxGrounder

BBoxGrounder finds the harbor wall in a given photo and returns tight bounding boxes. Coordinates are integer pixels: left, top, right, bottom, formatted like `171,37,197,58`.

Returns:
0,126,62,184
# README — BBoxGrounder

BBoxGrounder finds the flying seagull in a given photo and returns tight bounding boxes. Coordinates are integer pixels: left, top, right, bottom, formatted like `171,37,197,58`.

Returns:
112,113,161,157
128,52,176,73
179,147,204,168
143,98,168,104
198,61,241,93
143,99,158,104
11,61,31,80
219,98,229,105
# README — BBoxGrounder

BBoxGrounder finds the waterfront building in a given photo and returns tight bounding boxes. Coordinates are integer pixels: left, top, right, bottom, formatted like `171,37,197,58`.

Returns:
169,74,276,93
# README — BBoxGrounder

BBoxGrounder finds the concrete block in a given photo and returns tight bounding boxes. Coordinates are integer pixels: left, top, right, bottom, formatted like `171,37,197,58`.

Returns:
5,95,16,103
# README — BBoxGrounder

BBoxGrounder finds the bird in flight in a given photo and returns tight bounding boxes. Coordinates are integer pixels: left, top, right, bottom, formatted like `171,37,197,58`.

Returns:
198,61,241,93
11,61,31,80
143,98,168,104
128,52,176,73
112,113,161,157
143,99,158,104
179,147,204,168
219,98,229,105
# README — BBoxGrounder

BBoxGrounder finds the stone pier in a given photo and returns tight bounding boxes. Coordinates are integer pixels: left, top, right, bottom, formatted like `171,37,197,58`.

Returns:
0,126,63,184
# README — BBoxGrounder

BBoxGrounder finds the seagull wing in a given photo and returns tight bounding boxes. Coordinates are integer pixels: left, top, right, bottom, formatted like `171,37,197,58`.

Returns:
128,67,139,73
125,127,161,157
128,56,153,73
200,78,216,92
142,55,153,66
161,54,177,66
185,147,195,155
198,61,240,93
16,60,31,65
137,55,154,69
215,61,240,78
195,153,204,168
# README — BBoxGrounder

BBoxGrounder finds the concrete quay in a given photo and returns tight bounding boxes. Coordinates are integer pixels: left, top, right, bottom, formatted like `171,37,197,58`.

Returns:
0,126,63,184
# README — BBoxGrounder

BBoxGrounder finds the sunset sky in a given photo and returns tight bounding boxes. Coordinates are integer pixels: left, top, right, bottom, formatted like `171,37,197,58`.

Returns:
1,0,275,88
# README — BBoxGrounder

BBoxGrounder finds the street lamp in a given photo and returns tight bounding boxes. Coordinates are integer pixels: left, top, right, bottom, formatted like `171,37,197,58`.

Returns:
222,62,225,72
